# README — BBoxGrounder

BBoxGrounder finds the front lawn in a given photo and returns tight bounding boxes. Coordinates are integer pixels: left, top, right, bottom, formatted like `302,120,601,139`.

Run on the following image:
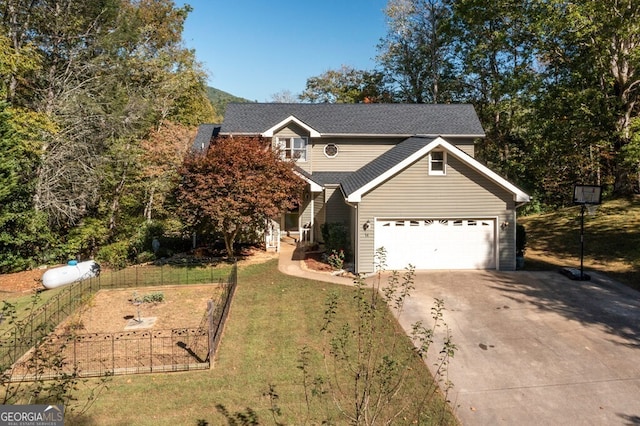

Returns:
64,259,457,425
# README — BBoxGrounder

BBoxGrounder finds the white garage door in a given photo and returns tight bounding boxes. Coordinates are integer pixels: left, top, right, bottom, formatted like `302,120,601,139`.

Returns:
374,218,496,270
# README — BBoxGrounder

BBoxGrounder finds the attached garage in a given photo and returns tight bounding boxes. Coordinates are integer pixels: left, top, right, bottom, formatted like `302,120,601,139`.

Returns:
374,218,496,270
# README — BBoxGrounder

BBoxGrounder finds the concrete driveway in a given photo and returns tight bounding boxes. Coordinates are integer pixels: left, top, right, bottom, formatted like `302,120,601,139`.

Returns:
395,270,640,425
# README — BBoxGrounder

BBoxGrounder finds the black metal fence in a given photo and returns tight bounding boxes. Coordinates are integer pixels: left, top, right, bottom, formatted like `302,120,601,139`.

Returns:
98,262,232,288
209,264,237,366
0,277,101,369
1,262,237,381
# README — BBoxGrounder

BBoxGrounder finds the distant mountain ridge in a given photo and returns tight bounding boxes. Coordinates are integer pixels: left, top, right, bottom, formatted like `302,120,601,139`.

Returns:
207,87,253,120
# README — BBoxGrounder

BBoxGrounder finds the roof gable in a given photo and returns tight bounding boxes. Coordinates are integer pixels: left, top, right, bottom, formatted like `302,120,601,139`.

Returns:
342,136,530,203
221,103,485,137
262,115,321,137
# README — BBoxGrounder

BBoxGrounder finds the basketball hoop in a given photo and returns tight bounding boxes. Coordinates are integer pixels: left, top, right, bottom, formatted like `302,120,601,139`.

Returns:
573,184,602,205
586,204,598,216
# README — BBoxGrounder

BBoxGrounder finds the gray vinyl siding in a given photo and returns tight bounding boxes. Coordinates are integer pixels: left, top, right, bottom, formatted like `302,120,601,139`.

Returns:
274,122,308,138
325,186,351,224
355,154,516,273
311,137,476,172
322,186,352,255
454,143,475,157
300,188,313,231
313,191,325,243
311,138,402,172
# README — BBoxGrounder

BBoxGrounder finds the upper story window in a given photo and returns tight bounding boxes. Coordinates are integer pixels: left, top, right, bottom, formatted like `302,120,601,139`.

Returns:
429,151,446,175
277,137,307,161
324,143,338,158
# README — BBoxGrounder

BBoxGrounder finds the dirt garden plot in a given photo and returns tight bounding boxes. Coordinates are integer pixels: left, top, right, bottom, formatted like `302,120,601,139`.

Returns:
65,284,220,333
9,284,224,379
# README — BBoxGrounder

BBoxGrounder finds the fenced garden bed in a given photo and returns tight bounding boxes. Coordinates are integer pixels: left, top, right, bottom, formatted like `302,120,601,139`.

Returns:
1,263,237,381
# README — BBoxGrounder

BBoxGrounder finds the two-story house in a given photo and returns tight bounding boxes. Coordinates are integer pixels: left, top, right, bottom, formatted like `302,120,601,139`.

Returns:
193,103,530,273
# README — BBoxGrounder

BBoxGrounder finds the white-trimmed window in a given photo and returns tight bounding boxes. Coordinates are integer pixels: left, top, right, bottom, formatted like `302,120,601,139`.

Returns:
277,137,307,161
324,143,338,158
429,151,446,175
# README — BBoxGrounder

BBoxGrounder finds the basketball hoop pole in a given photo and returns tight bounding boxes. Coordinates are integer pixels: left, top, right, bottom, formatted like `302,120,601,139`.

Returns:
579,203,585,280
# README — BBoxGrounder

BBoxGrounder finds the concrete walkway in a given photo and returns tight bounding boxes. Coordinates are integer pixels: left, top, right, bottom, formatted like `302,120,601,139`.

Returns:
277,239,354,286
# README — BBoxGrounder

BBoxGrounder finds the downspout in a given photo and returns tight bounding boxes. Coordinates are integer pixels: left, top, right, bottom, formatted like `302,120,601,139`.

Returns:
310,195,315,243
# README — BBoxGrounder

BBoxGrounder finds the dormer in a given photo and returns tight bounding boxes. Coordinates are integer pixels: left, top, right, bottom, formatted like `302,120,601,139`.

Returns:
264,116,319,170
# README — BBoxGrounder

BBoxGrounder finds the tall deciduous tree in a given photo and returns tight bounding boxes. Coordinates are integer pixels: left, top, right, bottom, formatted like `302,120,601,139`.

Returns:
377,0,459,103
300,65,392,103
178,136,305,258
449,0,539,184
140,122,195,222
0,102,56,271
534,0,640,193
0,34,56,271
269,89,299,103
0,0,215,269
90,0,213,236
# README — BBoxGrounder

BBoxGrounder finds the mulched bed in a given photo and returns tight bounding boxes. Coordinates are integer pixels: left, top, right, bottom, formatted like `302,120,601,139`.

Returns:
303,251,334,272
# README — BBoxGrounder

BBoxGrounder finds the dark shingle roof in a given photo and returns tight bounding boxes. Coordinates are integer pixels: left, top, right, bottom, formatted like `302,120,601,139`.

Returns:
340,136,435,196
191,124,220,153
293,168,352,187
310,171,353,186
221,103,484,136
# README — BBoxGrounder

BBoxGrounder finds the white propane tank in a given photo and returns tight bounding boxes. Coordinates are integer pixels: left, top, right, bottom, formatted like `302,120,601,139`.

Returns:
41,260,101,289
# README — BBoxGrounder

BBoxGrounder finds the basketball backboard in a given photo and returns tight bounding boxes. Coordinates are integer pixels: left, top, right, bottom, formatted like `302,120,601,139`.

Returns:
573,184,602,205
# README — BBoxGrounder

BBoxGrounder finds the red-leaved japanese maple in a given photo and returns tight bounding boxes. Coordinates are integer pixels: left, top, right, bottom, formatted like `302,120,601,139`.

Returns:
178,135,305,258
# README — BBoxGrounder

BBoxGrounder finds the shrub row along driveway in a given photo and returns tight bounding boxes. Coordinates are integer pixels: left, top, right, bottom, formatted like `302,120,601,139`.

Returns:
396,270,640,425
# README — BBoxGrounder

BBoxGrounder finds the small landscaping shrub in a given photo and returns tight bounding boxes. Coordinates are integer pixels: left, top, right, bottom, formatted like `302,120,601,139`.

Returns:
516,224,527,257
325,249,345,271
141,292,165,303
131,291,165,304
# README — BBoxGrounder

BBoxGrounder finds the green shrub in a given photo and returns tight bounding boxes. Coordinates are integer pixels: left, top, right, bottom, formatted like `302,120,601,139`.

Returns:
141,292,164,303
516,224,527,256
130,220,191,261
321,222,350,258
97,241,131,269
64,218,109,260
326,249,345,270
131,291,165,304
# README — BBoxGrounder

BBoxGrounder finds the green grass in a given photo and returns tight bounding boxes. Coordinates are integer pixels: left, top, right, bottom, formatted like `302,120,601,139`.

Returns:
0,287,69,336
519,197,640,290
99,263,233,288
62,260,456,425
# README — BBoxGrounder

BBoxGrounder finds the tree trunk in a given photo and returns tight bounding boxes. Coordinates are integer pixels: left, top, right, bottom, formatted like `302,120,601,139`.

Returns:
223,229,238,260
109,162,129,232
144,186,155,222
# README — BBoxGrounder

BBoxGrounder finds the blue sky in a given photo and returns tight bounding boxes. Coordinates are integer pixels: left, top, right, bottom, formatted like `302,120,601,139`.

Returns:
177,0,389,102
